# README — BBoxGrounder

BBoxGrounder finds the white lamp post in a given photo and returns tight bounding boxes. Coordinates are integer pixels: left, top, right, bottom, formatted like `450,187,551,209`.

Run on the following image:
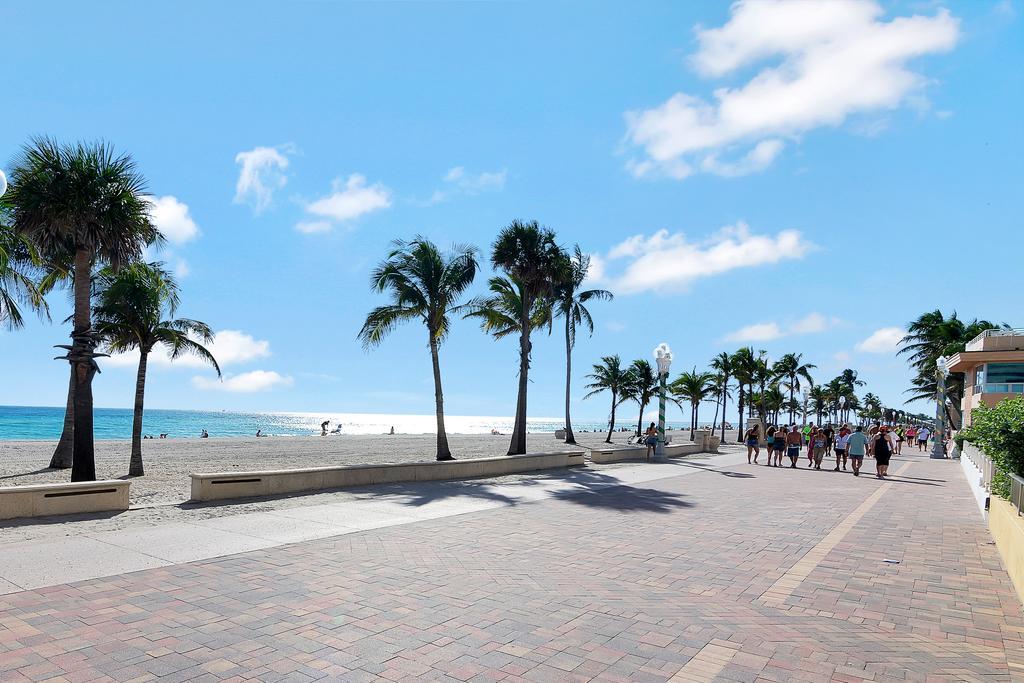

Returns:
931,357,948,459
801,387,809,425
653,343,673,461
0,169,7,198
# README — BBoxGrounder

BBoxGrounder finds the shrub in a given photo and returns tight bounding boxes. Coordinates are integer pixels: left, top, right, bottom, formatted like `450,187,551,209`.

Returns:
960,397,1024,498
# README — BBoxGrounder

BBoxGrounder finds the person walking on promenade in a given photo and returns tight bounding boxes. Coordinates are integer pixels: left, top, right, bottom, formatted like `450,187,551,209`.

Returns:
834,424,850,471
771,426,786,467
906,425,917,447
846,425,869,476
644,422,658,461
872,425,896,478
785,425,802,468
916,425,931,452
806,424,816,467
893,425,904,454
811,428,828,470
745,424,761,464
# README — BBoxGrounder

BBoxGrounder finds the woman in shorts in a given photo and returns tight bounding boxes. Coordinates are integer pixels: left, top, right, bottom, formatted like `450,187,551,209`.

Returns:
833,425,850,471
744,425,760,464
785,425,802,468
644,422,658,461
771,426,786,467
811,428,828,470
872,426,895,478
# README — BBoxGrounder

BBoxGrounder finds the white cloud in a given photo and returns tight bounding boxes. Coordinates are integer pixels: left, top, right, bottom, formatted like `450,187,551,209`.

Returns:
294,220,333,235
192,370,293,393
856,326,906,353
593,221,813,295
305,174,392,228
833,351,851,362
625,0,959,179
423,166,507,205
173,258,190,278
721,312,833,343
234,146,291,213
147,196,199,244
103,330,271,369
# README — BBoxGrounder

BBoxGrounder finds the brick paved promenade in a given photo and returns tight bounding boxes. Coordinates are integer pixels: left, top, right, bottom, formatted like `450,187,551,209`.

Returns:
1,451,1022,682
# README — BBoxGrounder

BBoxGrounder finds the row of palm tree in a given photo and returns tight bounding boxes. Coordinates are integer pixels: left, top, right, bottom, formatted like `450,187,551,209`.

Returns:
1,138,220,479
358,222,612,460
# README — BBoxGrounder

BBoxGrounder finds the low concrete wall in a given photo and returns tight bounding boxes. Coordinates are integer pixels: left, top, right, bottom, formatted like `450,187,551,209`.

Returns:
0,480,130,520
989,496,1024,604
590,442,704,463
190,451,585,502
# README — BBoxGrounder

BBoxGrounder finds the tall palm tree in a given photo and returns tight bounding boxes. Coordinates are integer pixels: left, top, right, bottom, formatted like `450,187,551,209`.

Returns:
710,352,732,441
359,237,478,461
772,352,816,424
670,368,716,441
708,372,733,433
93,263,220,476
584,355,633,443
8,138,160,480
752,351,772,425
731,347,756,442
808,385,827,424
625,360,658,437
490,220,566,455
554,246,611,444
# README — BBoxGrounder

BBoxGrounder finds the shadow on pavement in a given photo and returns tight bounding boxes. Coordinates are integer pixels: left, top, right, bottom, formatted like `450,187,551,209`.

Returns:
551,485,692,512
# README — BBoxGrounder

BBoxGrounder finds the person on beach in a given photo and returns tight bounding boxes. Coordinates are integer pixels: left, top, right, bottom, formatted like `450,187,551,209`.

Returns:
872,426,895,478
785,425,802,468
846,425,869,476
811,428,827,470
644,422,658,460
771,426,786,467
200,429,208,438
320,420,329,436
834,425,850,471
255,429,262,437
744,425,760,464
916,425,930,452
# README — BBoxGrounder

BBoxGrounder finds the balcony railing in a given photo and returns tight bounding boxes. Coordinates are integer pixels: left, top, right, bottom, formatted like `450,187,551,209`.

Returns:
965,328,1024,352
973,383,1024,395
962,440,1024,517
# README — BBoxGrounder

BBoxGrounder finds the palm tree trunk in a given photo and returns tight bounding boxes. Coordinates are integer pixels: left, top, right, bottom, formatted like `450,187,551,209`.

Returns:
720,378,728,444
508,303,531,455
636,401,646,437
788,378,795,424
605,394,617,443
711,391,720,433
128,351,148,476
49,369,75,469
430,336,454,460
690,402,697,441
736,388,745,443
70,248,96,483
563,316,575,444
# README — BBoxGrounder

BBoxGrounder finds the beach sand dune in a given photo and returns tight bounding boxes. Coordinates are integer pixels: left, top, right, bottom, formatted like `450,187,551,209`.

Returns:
0,429,733,506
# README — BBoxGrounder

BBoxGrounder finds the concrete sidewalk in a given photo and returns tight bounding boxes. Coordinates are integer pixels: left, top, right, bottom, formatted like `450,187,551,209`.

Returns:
0,451,749,594
1,450,1021,681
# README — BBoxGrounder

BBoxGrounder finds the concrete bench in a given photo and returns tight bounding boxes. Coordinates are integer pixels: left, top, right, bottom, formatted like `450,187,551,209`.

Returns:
0,480,130,520
190,451,586,502
589,442,704,464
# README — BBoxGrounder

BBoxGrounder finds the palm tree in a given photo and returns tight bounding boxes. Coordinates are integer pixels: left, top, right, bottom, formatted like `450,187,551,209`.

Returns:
554,246,611,444
490,220,566,455
808,385,827,424
731,347,756,441
0,201,48,329
584,355,633,443
625,360,658,437
772,352,816,424
359,237,478,461
671,368,716,441
709,352,732,441
899,310,1002,427
93,263,220,476
8,138,160,480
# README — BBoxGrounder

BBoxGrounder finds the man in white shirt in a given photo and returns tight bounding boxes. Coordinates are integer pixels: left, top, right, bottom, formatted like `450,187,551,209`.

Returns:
917,426,931,452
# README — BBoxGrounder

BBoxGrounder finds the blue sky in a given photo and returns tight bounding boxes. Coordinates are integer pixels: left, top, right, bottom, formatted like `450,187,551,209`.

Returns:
1,0,1021,423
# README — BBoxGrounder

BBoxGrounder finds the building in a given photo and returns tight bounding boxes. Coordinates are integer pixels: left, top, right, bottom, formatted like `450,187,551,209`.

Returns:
945,329,1024,426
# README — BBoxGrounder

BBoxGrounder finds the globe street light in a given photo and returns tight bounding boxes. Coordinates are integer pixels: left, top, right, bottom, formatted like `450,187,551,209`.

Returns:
801,387,809,425
653,342,673,461
931,356,948,459
0,169,7,198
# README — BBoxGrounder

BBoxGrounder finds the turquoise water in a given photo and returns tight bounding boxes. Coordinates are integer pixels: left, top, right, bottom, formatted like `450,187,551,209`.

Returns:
0,405,692,440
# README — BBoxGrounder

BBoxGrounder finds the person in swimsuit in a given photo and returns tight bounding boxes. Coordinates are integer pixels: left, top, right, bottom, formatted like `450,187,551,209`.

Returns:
765,426,776,466
771,426,786,467
785,426,802,468
872,426,895,478
744,425,760,464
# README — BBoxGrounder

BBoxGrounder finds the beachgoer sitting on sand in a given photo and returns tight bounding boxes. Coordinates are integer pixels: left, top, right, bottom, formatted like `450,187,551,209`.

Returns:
159,433,168,439
200,429,208,438
256,429,263,437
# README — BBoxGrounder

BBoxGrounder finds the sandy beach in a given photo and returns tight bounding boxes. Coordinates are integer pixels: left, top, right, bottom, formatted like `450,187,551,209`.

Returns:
0,429,736,506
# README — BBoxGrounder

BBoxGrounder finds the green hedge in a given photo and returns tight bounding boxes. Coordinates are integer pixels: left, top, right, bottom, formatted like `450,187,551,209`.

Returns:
960,396,1024,498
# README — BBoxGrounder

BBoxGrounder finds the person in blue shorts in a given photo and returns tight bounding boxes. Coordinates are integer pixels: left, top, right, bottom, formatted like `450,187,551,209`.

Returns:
846,425,869,476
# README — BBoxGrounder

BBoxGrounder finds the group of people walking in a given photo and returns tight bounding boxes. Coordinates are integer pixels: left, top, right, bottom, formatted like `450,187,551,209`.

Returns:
743,422,932,479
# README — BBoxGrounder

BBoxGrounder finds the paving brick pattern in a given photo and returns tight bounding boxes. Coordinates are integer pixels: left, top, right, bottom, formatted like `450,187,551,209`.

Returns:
1,453,1022,682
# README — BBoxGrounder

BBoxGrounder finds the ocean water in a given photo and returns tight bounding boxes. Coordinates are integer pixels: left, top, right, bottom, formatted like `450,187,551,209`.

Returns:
0,405,693,440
